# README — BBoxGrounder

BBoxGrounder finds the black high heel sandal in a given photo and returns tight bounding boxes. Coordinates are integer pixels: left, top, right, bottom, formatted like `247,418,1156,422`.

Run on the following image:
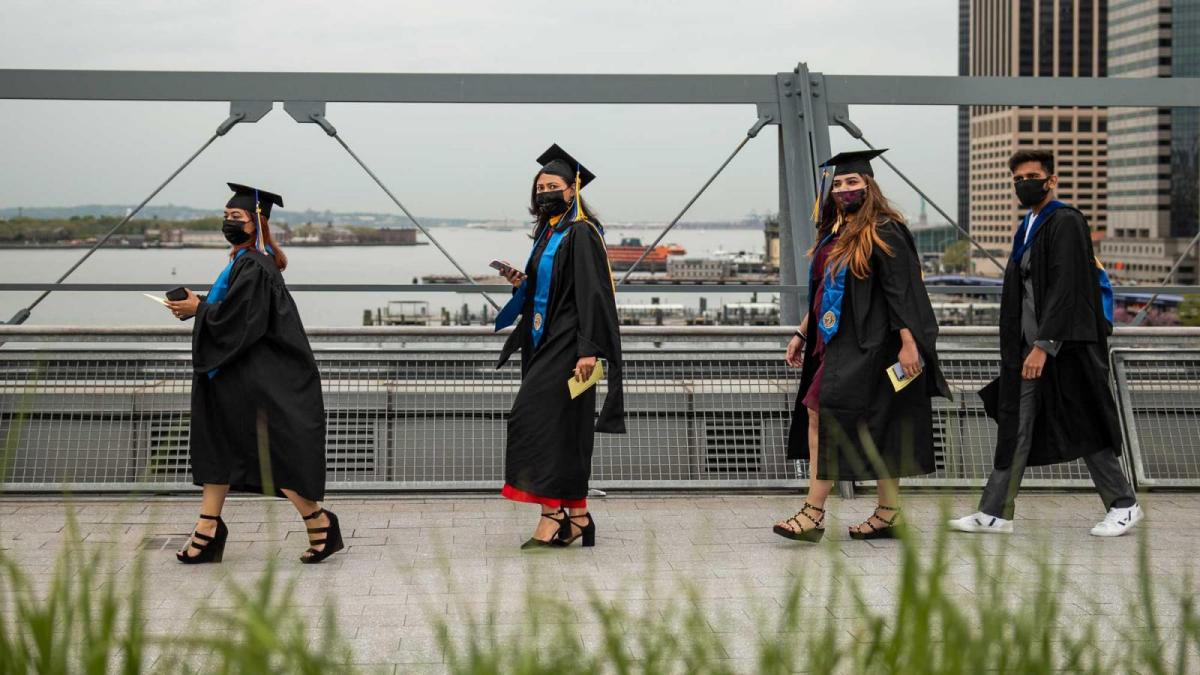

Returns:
554,512,596,548
772,502,826,543
300,508,345,564
176,513,228,564
848,505,902,540
521,509,568,550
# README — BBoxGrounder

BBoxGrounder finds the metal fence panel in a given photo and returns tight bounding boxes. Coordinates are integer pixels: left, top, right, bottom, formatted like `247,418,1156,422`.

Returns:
1113,350,1200,488
1,333,1198,494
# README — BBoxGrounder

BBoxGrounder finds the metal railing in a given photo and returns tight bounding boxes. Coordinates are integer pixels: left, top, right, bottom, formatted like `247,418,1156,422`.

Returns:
3,65,1199,327
1,326,1197,493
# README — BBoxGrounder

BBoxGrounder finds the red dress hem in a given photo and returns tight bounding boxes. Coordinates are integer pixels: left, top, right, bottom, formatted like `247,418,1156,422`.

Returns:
501,483,587,509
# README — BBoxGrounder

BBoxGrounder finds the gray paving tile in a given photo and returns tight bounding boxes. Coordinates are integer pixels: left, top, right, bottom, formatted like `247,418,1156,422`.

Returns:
1,493,1195,671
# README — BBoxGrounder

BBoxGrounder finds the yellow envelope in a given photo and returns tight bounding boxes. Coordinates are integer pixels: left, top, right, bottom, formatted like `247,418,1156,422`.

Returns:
568,360,605,399
886,362,921,393
143,293,169,306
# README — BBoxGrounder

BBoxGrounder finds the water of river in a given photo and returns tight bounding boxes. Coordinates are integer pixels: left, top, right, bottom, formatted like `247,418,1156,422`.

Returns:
0,226,775,326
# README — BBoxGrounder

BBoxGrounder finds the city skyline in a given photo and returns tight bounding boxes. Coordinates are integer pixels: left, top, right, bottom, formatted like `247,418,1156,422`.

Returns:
963,0,1111,276
1099,0,1200,285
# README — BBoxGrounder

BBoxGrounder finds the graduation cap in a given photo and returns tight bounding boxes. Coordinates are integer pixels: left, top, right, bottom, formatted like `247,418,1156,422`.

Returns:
819,149,887,178
811,149,888,221
535,144,595,189
226,183,284,219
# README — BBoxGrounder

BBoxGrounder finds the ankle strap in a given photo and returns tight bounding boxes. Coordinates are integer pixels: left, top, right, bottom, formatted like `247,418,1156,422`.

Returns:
198,514,221,521
876,505,900,512
303,508,326,521
803,501,826,513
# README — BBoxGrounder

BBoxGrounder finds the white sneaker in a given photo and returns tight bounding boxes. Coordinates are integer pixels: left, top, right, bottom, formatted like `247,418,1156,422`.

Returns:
1090,504,1143,537
947,512,1013,534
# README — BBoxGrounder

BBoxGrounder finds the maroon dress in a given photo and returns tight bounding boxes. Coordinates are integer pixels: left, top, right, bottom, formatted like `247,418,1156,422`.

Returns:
802,234,838,412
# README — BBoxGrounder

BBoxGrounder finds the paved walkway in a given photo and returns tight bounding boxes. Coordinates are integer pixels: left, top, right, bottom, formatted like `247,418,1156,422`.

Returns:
1,492,1196,672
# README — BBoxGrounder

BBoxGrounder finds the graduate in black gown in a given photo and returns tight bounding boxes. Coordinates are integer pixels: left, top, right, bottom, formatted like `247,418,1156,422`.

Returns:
772,150,951,542
164,183,343,565
949,150,1141,537
494,145,625,550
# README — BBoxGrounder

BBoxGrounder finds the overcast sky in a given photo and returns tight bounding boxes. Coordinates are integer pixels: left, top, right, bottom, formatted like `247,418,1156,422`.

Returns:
0,1,957,223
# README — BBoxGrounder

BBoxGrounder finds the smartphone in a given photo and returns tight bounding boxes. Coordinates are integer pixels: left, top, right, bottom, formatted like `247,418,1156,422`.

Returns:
165,286,188,301
890,354,926,381
489,260,525,279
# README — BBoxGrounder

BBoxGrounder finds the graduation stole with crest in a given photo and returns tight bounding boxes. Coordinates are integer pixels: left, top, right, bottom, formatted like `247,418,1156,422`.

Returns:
1011,201,1114,326
816,220,849,344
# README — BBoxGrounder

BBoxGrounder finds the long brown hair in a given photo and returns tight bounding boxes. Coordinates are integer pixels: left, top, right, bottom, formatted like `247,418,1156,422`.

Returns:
229,212,288,271
814,174,903,280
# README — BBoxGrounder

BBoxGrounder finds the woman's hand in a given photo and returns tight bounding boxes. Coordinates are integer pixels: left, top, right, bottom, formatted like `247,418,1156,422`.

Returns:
898,329,921,379
499,262,525,287
574,356,598,382
785,334,805,369
165,289,201,320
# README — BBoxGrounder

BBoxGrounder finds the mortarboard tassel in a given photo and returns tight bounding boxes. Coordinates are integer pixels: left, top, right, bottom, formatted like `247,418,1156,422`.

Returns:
253,189,267,254
573,164,586,222
811,169,829,222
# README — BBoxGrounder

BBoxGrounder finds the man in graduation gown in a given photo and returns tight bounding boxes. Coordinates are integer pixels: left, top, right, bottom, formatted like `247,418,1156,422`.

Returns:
950,150,1143,537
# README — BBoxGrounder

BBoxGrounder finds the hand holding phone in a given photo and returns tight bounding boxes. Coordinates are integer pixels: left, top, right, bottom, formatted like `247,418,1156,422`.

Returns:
490,260,525,287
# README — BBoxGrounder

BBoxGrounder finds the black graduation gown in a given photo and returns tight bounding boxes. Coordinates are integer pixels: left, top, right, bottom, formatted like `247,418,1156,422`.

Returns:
188,251,327,501
498,219,626,502
786,221,952,481
979,206,1122,469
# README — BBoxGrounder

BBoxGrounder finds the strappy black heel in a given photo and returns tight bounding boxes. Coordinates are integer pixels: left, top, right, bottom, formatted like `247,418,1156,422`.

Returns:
554,512,596,548
849,505,902,540
773,502,826,543
521,509,568,550
300,508,345,564
176,514,228,564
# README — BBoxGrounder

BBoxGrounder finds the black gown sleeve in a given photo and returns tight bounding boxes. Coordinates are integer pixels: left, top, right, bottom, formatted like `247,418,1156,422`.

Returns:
571,222,620,361
1037,211,1100,344
876,222,953,399
570,220,626,433
191,259,272,374
876,222,922,333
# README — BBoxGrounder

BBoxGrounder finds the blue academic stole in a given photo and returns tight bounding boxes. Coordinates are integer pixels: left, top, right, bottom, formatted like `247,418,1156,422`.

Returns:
1096,263,1114,326
1009,201,1114,325
816,232,849,344
1009,200,1065,263
529,226,570,347
202,248,250,379
494,221,569,348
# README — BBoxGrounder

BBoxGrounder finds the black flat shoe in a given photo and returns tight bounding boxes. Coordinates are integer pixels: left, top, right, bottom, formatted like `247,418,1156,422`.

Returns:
553,512,596,548
300,508,345,564
521,509,568,550
848,505,902,540
773,502,826,543
177,514,228,564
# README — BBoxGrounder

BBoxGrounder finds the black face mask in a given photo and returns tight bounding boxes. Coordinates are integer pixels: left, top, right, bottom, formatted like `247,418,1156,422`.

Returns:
833,188,867,214
222,219,252,245
1015,178,1050,208
535,190,569,217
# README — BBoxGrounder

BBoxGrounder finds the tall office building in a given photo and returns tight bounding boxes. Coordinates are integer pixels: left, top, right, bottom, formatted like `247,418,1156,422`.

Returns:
958,0,973,236
1098,0,1199,285
964,0,1109,275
